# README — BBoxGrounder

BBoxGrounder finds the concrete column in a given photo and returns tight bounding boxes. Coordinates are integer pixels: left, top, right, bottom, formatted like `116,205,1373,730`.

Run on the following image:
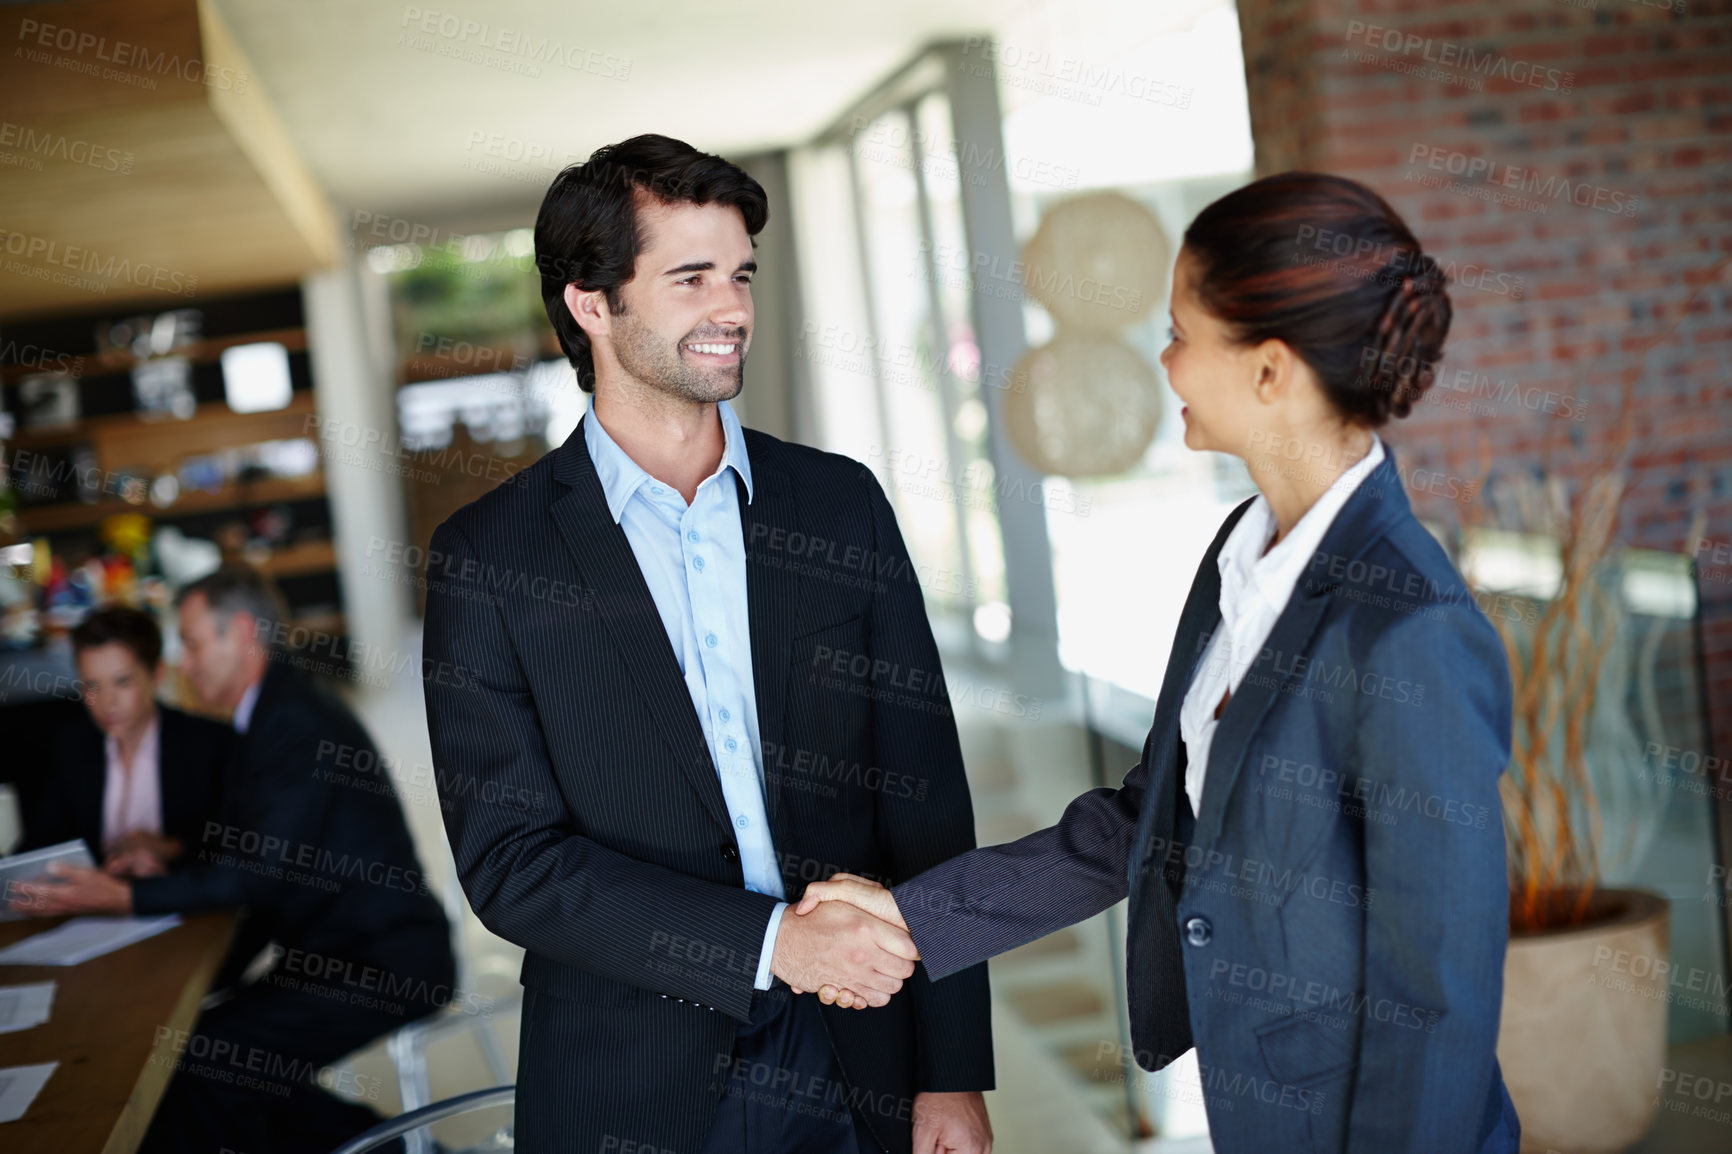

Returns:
942,40,1064,697
736,151,812,446
301,257,412,665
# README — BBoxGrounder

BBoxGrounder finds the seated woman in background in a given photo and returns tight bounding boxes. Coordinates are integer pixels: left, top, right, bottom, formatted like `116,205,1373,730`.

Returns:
21,605,234,878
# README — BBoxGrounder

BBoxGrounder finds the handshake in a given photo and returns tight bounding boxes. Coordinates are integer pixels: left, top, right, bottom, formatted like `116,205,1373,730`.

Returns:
769,873,913,1009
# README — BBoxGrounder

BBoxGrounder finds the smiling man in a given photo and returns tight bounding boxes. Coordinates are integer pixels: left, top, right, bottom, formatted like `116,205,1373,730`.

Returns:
421,135,993,1154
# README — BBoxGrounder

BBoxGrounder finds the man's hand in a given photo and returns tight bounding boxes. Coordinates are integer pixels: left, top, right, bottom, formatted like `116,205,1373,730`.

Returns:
913,1091,992,1154
8,862,133,916
771,895,917,1008
791,873,910,1008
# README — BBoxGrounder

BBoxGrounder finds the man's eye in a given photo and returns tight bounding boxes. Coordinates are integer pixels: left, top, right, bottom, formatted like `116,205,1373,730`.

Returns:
735,274,753,285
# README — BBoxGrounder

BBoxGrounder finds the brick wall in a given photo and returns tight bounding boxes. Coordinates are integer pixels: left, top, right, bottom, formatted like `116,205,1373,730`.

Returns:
1232,0,1732,863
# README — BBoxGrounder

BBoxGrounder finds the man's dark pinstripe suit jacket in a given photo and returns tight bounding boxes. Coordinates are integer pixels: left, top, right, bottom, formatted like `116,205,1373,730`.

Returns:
421,414,993,1154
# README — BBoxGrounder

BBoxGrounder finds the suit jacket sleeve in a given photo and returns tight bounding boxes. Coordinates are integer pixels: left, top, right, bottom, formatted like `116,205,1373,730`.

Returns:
892,497,1255,984
859,471,994,1092
895,730,1150,983
423,520,779,1022
18,728,82,854
130,701,338,917
159,710,235,866
1344,605,1512,1154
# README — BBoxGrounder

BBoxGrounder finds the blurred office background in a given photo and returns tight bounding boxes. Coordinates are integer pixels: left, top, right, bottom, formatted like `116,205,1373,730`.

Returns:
1,0,1727,1149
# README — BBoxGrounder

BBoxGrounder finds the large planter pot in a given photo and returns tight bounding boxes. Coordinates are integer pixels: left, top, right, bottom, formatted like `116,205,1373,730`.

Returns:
1497,887,1670,1154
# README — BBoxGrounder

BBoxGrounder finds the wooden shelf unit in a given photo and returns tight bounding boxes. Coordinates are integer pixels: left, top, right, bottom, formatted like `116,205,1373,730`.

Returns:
12,474,328,535
2,299,345,634
0,328,309,387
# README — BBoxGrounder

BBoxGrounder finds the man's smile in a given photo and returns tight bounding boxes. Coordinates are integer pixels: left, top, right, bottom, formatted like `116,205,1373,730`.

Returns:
684,340,740,360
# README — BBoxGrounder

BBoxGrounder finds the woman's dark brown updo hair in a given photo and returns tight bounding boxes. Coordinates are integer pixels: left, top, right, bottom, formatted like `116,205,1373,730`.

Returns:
1181,172,1451,427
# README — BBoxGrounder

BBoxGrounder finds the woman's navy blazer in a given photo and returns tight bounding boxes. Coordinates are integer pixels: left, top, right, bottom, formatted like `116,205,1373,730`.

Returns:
897,444,1520,1154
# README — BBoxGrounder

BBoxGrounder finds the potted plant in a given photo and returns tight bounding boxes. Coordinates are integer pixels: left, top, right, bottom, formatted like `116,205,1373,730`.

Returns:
1460,462,1670,1154
1448,259,1730,1153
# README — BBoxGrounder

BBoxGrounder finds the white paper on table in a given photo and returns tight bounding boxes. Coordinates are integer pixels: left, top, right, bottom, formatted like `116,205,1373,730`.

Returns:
0,915,181,966
0,982,54,1033
0,1061,57,1123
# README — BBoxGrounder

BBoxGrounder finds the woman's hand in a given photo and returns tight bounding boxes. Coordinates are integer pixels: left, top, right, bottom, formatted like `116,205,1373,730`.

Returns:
103,849,168,878
102,832,179,877
103,832,181,873
792,872,906,928
10,862,133,915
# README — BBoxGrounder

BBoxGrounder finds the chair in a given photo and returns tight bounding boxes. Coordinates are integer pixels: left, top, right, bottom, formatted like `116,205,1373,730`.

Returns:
328,1085,515,1154
384,846,520,1154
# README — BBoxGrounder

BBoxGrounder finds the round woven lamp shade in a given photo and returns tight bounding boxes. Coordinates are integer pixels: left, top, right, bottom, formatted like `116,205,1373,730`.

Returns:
1019,191,1169,333
1005,334,1163,477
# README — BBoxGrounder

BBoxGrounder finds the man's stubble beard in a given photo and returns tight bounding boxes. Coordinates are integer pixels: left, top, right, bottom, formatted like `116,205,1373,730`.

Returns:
611,309,745,404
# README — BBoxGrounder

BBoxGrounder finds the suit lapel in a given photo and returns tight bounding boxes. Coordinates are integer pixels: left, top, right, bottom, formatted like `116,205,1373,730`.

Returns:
1187,448,1413,859
1131,497,1255,875
156,709,215,837
1187,590,1335,858
155,710,182,834
548,417,733,834
739,433,798,827
73,723,106,850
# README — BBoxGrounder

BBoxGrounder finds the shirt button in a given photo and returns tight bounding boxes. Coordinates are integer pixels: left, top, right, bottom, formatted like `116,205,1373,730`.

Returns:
725,737,738,753
693,556,705,572
719,708,731,722
1184,916,1213,947
736,815,749,829
687,530,700,543
652,486,664,496
705,633,718,648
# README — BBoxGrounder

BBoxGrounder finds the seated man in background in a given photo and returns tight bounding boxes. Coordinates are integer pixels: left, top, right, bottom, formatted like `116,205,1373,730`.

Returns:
19,605,232,877
13,566,456,1154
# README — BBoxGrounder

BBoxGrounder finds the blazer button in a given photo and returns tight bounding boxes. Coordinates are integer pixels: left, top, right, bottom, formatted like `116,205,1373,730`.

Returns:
1184,916,1212,947
721,845,739,862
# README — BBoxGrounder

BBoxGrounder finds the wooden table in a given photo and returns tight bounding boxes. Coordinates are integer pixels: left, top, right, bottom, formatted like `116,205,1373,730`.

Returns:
0,912,237,1154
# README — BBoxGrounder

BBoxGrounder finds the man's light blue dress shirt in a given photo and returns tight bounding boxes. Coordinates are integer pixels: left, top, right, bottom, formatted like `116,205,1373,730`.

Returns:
583,398,786,990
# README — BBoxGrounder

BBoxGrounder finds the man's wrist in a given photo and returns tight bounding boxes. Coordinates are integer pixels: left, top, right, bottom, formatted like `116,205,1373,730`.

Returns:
755,901,788,990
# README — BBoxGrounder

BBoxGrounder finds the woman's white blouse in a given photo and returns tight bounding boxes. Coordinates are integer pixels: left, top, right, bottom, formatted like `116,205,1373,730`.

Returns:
1180,435,1386,818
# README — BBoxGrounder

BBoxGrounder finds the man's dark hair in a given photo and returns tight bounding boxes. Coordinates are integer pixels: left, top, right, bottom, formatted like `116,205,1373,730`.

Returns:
534,133,769,393
72,605,163,670
176,564,288,648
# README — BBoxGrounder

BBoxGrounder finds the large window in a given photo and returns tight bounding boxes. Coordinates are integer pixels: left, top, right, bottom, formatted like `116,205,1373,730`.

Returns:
792,3,1257,722
793,93,1010,638
787,8,1257,1140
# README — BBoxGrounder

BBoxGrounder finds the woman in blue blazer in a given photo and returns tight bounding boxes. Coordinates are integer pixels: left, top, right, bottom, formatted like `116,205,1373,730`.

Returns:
795,173,1519,1154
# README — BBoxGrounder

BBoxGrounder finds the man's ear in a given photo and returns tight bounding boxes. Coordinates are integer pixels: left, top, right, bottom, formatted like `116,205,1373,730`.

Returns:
564,283,612,342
